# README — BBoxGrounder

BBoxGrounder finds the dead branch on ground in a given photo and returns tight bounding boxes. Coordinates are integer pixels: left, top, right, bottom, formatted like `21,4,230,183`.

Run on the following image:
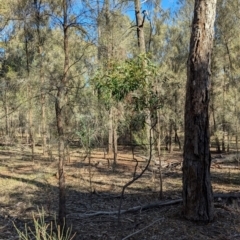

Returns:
67,192,240,219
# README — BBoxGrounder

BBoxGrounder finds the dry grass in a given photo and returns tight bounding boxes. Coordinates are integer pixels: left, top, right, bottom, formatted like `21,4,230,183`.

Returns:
0,146,240,239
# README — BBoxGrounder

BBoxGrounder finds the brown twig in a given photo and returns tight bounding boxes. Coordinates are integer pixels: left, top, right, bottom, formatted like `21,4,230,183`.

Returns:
122,217,165,240
117,125,154,222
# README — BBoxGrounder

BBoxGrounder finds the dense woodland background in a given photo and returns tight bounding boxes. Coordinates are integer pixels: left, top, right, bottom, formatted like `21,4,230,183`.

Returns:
0,0,240,239
0,0,239,156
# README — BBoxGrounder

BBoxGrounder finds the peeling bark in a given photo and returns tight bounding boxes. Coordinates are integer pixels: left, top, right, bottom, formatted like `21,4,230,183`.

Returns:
183,0,217,221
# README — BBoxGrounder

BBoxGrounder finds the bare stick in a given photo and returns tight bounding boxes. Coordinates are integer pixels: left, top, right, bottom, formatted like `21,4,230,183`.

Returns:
122,217,165,240
67,199,181,218
131,144,139,178
66,192,240,219
117,125,154,221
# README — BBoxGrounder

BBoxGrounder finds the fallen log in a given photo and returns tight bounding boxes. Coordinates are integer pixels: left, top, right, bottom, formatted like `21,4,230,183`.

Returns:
67,199,181,219
67,192,240,219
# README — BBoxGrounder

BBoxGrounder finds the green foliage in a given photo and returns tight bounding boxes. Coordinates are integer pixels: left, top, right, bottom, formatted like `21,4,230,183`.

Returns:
93,54,157,104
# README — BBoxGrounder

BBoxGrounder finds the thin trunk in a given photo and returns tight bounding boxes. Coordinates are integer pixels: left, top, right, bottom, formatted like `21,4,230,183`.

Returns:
174,91,181,150
174,130,181,150
38,44,47,156
168,120,173,153
134,0,146,53
4,89,9,137
108,106,113,155
213,108,221,152
221,74,226,152
227,129,230,152
183,0,216,221
210,90,221,152
100,0,115,156
24,25,35,161
28,86,35,161
157,110,163,199
113,112,118,170
41,97,47,155
223,39,239,160
134,0,151,156
56,0,69,228
35,0,47,156
234,91,239,162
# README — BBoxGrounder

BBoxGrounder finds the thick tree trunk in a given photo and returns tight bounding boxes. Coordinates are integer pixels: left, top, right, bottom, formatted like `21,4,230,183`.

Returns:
183,0,216,221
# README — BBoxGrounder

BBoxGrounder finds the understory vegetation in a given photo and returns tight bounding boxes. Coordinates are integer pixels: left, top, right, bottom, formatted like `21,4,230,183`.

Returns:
0,0,239,239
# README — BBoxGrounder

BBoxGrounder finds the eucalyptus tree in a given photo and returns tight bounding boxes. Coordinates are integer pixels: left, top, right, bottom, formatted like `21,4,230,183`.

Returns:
183,0,216,221
46,0,96,227
98,0,115,157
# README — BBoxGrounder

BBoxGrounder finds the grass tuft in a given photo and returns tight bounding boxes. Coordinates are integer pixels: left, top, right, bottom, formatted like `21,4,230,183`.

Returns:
14,208,75,240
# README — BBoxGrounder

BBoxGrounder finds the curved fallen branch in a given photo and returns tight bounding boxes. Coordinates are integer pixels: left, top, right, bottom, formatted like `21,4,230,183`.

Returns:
66,192,240,219
67,199,181,219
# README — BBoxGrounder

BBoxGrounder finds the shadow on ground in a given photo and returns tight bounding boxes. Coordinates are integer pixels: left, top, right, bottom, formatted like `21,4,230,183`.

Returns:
0,148,240,240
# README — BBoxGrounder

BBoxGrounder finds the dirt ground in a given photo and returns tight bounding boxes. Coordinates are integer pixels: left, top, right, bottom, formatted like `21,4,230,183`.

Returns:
0,146,240,239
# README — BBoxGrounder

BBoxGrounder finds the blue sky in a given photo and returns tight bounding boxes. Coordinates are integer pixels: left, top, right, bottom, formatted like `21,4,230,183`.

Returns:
161,0,177,9
125,0,178,21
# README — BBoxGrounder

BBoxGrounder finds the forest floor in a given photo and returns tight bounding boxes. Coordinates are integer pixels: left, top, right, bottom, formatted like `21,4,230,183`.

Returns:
0,145,240,239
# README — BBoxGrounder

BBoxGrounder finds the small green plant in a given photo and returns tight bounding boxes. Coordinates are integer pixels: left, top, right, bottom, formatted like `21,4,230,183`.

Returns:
14,209,75,240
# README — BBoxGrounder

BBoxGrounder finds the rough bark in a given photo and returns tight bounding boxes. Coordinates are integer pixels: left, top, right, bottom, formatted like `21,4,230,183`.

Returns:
183,0,216,221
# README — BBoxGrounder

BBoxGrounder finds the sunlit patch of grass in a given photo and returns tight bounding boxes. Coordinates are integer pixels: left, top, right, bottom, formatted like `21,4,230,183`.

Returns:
14,208,76,240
